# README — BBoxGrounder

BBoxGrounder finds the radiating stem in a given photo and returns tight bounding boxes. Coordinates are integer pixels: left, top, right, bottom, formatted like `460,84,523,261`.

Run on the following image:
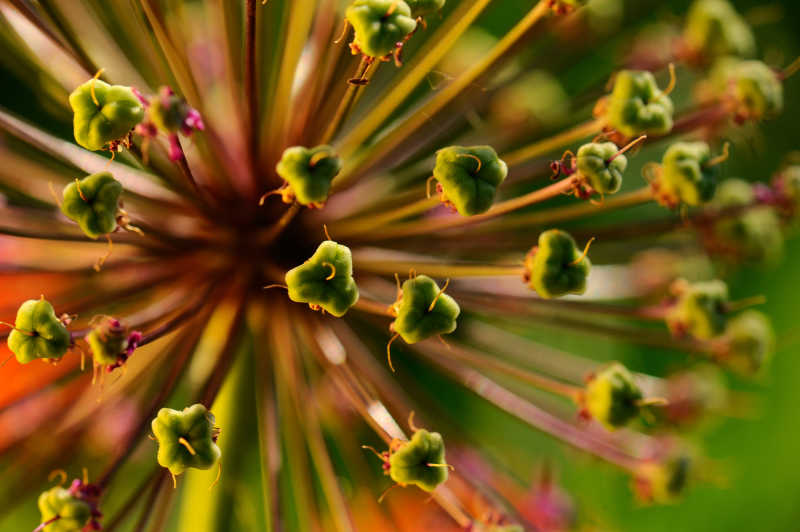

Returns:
245,0,258,170
355,258,525,278
333,197,440,237
502,118,605,167
320,57,375,145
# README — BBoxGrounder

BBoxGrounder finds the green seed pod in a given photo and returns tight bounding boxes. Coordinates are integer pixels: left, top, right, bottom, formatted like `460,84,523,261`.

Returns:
636,452,692,504
86,316,129,366
605,70,674,138
722,310,775,375
68,78,145,151
151,404,221,476
8,298,71,364
60,172,123,239
285,241,359,317
657,141,718,206
712,179,784,265
37,486,92,532
275,146,343,207
345,0,418,58
405,0,445,18
524,229,591,299
389,429,449,491
710,59,783,121
149,87,193,134
666,279,728,340
584,362,643,430
576,142,627,194
391,275,460,343
433,145,508,216
683,0,756,61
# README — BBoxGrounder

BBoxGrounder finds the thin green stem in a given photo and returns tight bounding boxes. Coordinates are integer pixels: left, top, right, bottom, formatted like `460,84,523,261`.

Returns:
320,57,375,145
502,118,605,167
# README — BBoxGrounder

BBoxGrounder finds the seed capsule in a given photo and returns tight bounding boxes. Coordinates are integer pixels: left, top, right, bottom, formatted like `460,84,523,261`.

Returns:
604,70,674,138
69,78,144,151
275,146,343,207
683,0,755,63
285,241,359,317
666,279,729,340
151,404,221,476
61,172,123,239
86,316,140,370
8,298,71,364
584,362,643,430
37,486,92,532
655,141,719,207
720,310,775,375
345,0,418,58
389,429,449,492
710,59,783,122
524,230,591,299
390,275,460,344
432,145,508,216
575,141,627,194
635,451,692,504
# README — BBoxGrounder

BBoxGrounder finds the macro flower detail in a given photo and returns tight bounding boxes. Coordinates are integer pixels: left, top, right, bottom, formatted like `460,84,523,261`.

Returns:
285,240,359,317
345,0,418,59
7,298,71,364
650,141,722,207
524,229,592,299
432,145,508,215
583,362,644,430
635,451,692,504
60,173,123,240
151,404,221,477
389,428,450,491
68,77,145,152
140,86,205,161
575,141,628,195
666,279,729,340
718,310,775,375
86,316,141,371
269,146,343,207
36,479,102,532
390,274,460,346
602,69,675,138
681,0,755,64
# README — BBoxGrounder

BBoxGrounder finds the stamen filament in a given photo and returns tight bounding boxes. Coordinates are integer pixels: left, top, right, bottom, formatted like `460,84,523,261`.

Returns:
663,62,677,95
178,437,197,455
90,68,105,107
704,142,731,168
569,237,595,266
322,261,336,280
428,278,450,311
607,135,647,164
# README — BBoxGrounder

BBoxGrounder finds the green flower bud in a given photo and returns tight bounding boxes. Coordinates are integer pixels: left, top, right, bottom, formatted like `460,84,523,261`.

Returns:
391,275,460,344
8,298,70,364
433,145,508,216
712,179,784,265
389,429,449,491
710,59,783,121
666,279,728,340
69,78,144,151
151,404,221,476
524,229,591,299
605,70,674,138
60,172,122,239
657,141,718,206
721,310,775,375
405,0,445,18
636,452,691,504
37,486,92,532
275,146,342,207
149,87,193,134
87,318,127,366
584,362,643,430
346,0,417,58
285,241,359,317
576,142,627,194
683,0,756,61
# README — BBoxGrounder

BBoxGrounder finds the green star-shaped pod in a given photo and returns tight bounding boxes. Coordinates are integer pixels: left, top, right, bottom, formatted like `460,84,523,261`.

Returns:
151,404,221,476
666,279,728,340
406,0,445,18
584,362,643,430
637,451,692,504
61,172,123,239
285,241,359,317
276,146,343,207
87,316,129,366
722,310,774,375
8,298,70,364
69,78,144,151
712,178,784,266
389,429,449,491
683,0,756,62
576,142,627,194
605,70,674,138
391,275,460,343
524,229,591,299
346,0,418,58
433,145,508,216
729,60,783,120
37,486,92,532
658,142,718,206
